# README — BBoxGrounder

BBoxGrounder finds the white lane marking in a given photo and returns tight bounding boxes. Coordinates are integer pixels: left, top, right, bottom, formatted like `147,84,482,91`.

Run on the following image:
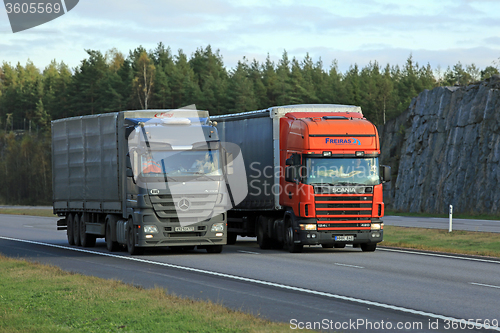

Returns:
23,225,34,228
1,235,499,332
470,282,500,290
237,250,261,255
334,263,363,269
379,247,500,264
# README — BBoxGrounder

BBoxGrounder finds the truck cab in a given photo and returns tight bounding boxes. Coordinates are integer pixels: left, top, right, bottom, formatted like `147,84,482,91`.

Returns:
278,112,391,252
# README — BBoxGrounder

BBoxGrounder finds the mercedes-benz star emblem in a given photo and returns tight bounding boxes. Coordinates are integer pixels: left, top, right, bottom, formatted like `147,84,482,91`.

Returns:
177,198,191,211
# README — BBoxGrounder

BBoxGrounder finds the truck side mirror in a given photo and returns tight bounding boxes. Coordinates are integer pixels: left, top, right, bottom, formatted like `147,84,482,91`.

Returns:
126,169,134,178
380,165,391,183
285,166,296,183
286,153,301,166
292,153,301,165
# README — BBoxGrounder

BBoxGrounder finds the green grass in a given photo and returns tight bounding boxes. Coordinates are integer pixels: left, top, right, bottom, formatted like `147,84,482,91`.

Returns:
385,209,500,221
0,255,296,333
0,208,57,217
381,225,500,258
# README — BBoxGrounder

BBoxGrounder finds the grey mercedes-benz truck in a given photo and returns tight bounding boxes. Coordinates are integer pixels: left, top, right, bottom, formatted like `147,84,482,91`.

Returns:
52,109,229,254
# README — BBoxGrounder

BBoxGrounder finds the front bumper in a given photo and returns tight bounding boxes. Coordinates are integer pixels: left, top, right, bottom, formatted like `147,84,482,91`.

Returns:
135,211,227,247
296,229,383,245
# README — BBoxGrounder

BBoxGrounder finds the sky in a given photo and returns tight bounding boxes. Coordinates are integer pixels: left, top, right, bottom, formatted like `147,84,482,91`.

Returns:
0,0,499,74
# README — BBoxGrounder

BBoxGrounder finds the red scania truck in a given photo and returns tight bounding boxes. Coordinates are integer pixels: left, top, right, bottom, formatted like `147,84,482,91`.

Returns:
213,104,391,253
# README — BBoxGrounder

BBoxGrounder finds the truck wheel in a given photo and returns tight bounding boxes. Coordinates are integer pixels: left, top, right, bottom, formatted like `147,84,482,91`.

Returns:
80,215,96,248
321,244,334,249
257,216,273,250
360,243,377,252
206,245,223,253
226,232,237,245
106,221,119,252
285,222,303,253
66,214,75,245
73,214,81,246
127,220,144,255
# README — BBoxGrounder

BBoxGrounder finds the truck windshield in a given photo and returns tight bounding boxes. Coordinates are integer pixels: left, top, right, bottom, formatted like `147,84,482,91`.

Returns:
140,150,222,177
304,157,380,186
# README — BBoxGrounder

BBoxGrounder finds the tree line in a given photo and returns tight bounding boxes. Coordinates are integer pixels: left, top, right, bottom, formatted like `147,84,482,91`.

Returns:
0,43,498,204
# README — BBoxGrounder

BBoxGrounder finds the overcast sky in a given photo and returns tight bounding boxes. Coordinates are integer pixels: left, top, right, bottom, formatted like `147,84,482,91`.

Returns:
1,0,499,73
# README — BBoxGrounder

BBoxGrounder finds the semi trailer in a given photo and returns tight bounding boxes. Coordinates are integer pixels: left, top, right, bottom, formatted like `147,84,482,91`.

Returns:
213,104,391,253
52,109,231,254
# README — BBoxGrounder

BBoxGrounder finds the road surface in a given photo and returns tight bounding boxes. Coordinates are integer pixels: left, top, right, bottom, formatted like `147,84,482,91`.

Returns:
0,214,499,332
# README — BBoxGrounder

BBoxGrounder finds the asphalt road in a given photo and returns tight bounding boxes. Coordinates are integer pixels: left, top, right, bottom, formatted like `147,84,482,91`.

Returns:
0,214,499,333
384,215,500,233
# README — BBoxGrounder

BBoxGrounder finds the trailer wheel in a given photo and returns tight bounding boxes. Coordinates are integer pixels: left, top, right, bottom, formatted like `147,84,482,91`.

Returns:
127,219,144,255
73,214,81,246
66,214,75,245
105,221,119,252
285,221,303,253
360,243,377,252
206,245,223,253
257,216,273,250
80,214,96,248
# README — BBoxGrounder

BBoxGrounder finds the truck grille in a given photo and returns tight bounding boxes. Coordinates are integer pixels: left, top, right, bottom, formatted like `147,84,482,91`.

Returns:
315,194,372,231
150,194,217,223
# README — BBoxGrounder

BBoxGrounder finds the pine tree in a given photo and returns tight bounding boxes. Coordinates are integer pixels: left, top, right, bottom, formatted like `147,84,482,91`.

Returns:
226,59,257,113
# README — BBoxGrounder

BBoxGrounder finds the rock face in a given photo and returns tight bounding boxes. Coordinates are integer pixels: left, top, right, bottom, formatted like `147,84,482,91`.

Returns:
379,75,500,214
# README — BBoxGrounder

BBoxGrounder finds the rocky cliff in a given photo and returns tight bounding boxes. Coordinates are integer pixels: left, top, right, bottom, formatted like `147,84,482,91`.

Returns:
379,75,500,214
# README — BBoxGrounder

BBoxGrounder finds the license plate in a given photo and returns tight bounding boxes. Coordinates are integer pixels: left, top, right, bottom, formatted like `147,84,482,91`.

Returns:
335,235,354,241
175,226,195,232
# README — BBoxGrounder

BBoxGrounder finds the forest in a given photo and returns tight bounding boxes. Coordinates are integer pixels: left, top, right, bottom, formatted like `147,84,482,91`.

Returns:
0,43,499,204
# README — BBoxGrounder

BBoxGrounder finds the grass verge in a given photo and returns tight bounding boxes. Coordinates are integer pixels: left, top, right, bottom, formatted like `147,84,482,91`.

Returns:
0,208,56,217
0,254,296,333
381,225,500,258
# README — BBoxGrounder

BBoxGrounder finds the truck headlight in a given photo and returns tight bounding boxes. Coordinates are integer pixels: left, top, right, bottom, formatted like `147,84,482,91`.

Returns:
371,223,383,230
211,223,224,232
143,225,159,234
299,224,317,231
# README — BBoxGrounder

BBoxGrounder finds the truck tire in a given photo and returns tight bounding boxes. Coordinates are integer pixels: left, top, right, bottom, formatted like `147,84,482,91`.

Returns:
334,244,346,249
127,219,144,255
321,244,334,249
206,245,223,253
284,221,303,253
80,214,96,248
105,221,119,252
257,216,273,250
66,214,75,245
73,214,81,246
226,232,237,245
360,243,377,252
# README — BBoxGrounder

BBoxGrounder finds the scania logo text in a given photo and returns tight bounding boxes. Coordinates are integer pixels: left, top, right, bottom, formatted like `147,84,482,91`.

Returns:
332,187,357,193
